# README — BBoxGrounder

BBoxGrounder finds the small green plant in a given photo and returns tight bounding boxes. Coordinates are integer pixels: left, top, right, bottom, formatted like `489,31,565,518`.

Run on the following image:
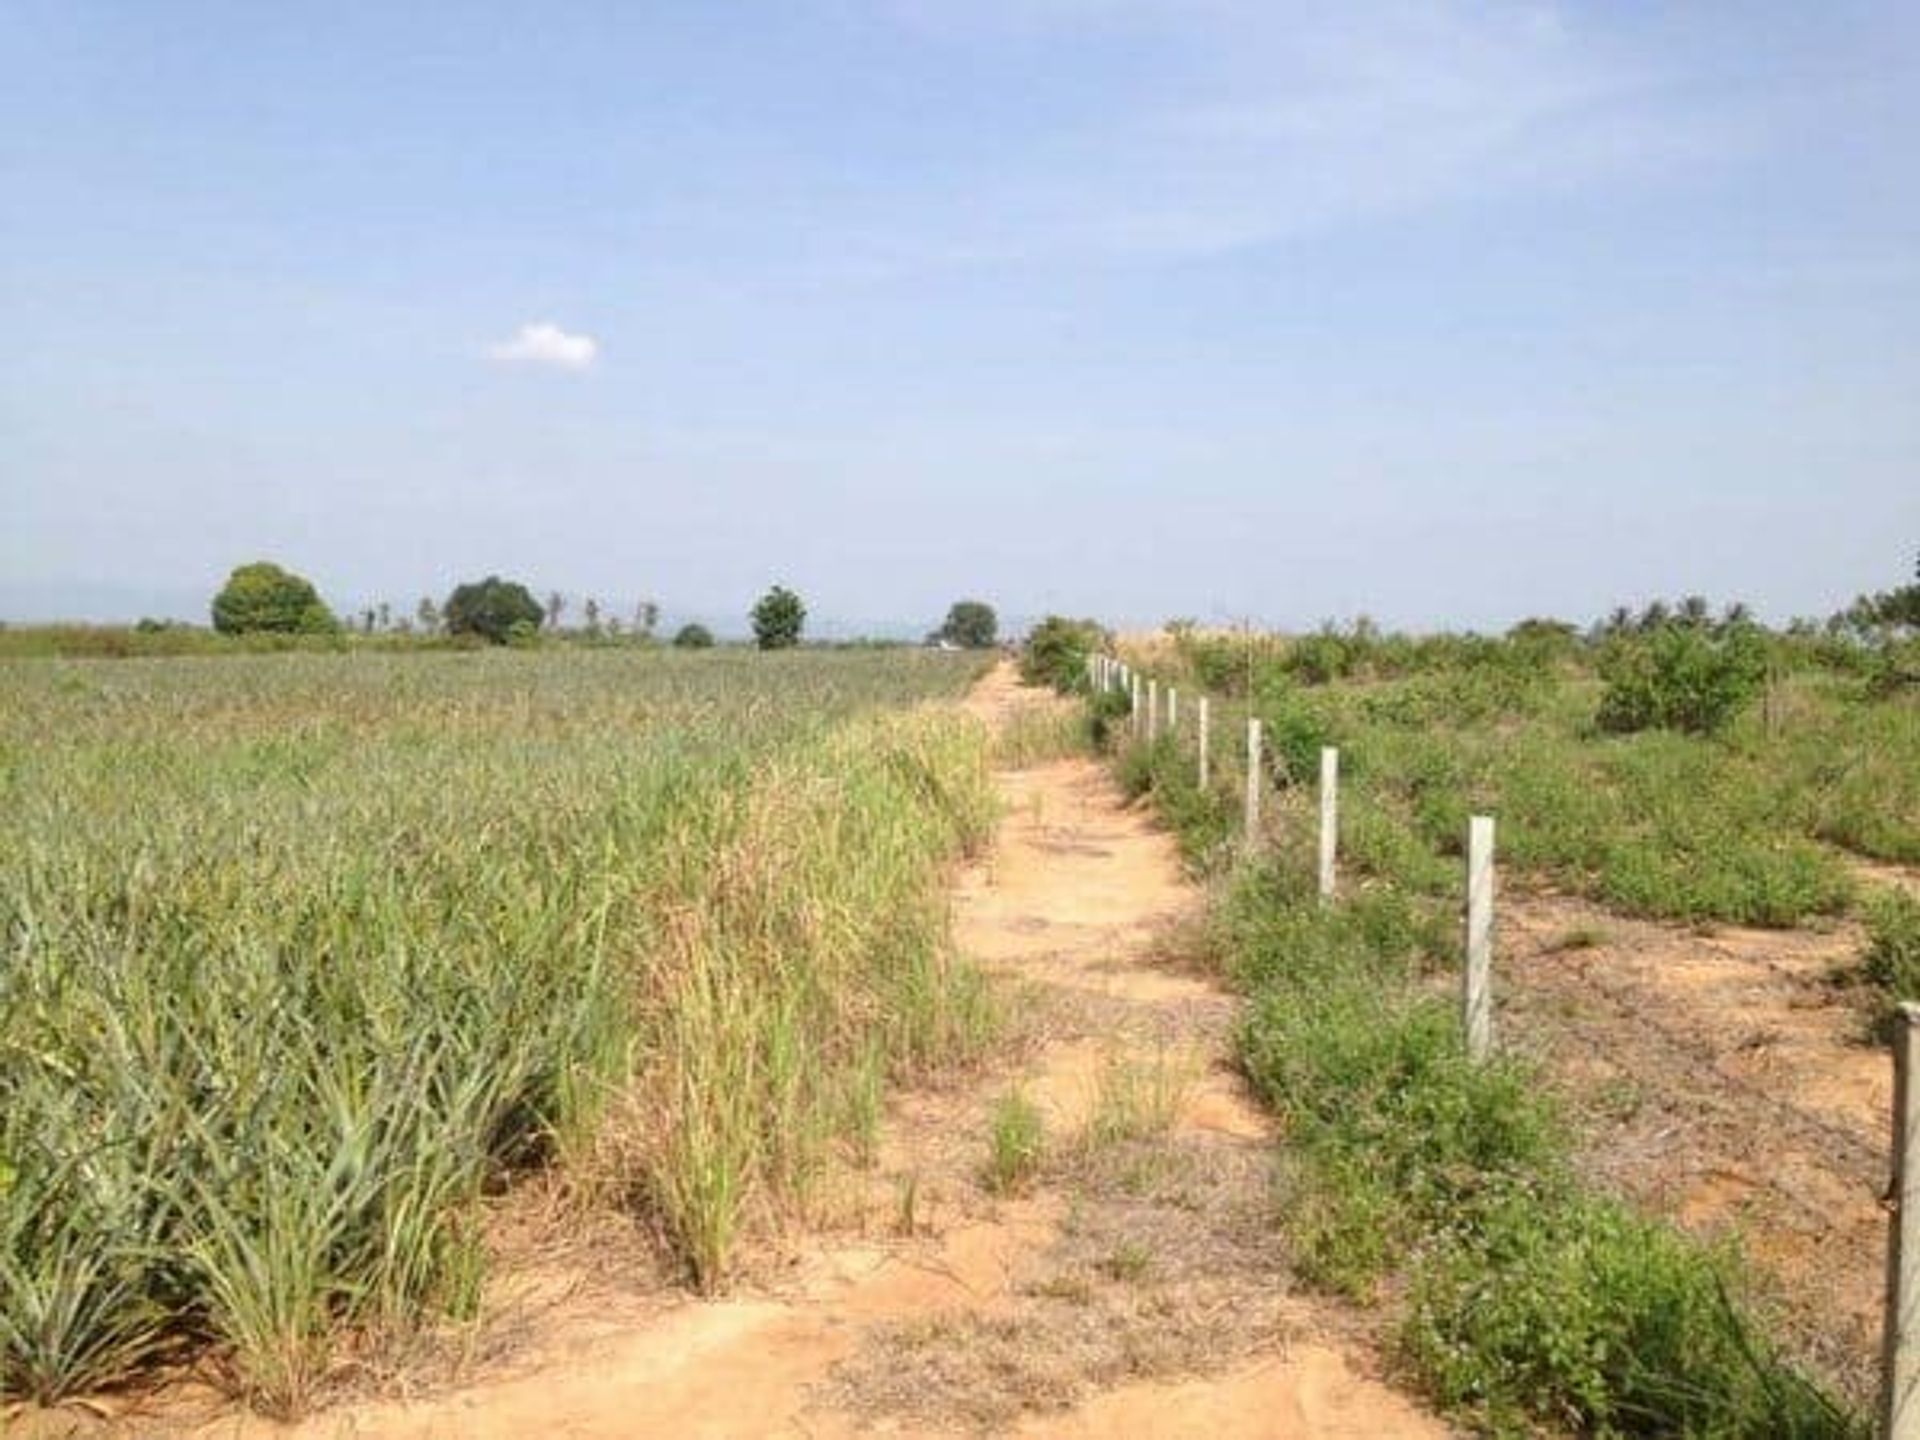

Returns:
983,1090,1045,1195
1085,1051,1189,1148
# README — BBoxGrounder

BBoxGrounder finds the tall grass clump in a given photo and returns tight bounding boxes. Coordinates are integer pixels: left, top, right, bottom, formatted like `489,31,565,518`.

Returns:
613,708,998,1287
0,647,988,1405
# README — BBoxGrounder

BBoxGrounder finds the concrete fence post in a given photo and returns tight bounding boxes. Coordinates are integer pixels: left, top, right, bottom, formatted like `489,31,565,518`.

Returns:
1463,816,1495,1063
1885,1002,1920,1438
1318,747,1339,903
1198,697,1210,790
1147,679,1159,742
1244,719,1262,850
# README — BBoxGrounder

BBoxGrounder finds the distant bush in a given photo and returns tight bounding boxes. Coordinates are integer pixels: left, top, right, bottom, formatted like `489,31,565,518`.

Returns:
938,599,998,649
673,623,716,649
750,585,806,650
444,576,544,645
1596,624,1767,735
211,561,337,636
1284,627,1363,686
1505,616,1582,666
1020,616,1105,692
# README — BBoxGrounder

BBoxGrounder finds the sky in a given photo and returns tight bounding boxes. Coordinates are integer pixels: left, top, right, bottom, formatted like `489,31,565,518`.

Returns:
3,1,1917,635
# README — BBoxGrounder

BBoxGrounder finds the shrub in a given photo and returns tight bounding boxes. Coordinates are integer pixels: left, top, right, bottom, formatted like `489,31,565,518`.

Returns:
1253,685,1337,787
673,623,716,649
750,585,806,650
210,562,337,636
1283,628,1361,686
1596,625,1767,735
1084,687,1132,749
939,600,998,649
1178,633,1263,696
1020,616,1105,692
443,576,544,645
1860,891,1920,1038
1404,1188,1853,1436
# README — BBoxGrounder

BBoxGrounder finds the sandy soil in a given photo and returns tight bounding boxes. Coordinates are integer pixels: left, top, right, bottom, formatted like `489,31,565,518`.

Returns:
20,665,1439,1439
1498,887,1890,1405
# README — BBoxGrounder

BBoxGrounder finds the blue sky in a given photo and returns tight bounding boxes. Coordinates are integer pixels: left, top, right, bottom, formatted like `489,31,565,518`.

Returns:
4,1,1916,634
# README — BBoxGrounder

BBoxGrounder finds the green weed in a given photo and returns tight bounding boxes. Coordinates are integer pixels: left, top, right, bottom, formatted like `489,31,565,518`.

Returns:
984,1091,1045,1196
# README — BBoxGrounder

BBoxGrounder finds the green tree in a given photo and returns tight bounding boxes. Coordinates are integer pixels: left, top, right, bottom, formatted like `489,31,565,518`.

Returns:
443,576,544,645
939,599,998,648
1020,616,1106,692
750,585,806,650
672,622,715,649
210,561,337,635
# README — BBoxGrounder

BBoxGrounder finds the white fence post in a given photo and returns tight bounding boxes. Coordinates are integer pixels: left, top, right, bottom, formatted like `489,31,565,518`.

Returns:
1318,747,1339,903
1463,816,1495,1063
1198,697,1210,790
1244,719,1262,850
1147,680,1159,742
1167,687,1178,732
1885,1002,1920,1439
1131,676,1141,739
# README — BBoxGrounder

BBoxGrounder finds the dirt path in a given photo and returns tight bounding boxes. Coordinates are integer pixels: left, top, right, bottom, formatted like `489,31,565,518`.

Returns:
1499,891,1887,1406
142,665,1437,1439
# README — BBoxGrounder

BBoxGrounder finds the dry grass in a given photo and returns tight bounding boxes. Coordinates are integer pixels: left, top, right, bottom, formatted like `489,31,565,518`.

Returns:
828,1132,1297,1430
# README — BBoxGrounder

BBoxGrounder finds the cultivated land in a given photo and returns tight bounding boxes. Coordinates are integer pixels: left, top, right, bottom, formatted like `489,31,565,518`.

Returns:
7,626,1917,1436
0,649,999,1421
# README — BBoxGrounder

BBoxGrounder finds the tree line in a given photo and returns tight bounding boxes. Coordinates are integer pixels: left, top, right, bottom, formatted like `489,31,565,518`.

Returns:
207,562,1000,651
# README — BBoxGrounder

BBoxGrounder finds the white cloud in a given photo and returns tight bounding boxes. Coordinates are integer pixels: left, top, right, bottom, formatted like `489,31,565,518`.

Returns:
485,322,599,371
